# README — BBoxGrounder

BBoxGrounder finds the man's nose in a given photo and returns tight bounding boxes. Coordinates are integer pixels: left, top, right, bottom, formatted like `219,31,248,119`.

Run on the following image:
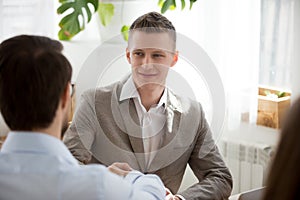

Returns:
142,54,152,64
140,54,154,69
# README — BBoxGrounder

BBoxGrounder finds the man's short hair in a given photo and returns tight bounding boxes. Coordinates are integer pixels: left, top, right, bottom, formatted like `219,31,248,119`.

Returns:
129,12,176,48
0,35,72,130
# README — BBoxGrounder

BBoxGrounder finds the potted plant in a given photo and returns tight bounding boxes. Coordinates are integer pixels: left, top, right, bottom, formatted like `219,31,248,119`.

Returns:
57,0,198,41
256,86,291,129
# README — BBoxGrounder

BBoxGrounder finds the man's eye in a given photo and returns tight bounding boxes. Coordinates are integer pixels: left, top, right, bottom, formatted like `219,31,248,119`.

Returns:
134,52,144,56
153,54,164,58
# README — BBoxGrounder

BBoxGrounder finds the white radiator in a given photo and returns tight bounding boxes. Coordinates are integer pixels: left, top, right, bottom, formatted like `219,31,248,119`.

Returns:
220,139,274,195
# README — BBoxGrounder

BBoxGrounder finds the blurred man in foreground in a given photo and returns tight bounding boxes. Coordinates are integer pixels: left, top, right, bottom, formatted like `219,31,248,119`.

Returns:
0,35,165,200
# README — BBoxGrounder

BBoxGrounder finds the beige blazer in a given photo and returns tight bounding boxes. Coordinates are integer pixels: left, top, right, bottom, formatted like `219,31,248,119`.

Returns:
64,77,232,200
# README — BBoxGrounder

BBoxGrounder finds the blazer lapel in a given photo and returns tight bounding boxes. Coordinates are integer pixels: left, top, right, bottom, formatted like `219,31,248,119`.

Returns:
118,98,147,171
147,110,183,172
147,90,183,172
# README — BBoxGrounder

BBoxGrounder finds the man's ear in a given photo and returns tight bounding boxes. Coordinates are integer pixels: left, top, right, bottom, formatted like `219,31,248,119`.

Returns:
61,84,70,109
171,51,179,67
126,48,131,64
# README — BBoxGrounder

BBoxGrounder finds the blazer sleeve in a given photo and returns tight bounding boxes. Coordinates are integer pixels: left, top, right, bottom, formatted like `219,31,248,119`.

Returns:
63,90,99,164
178,104,233,200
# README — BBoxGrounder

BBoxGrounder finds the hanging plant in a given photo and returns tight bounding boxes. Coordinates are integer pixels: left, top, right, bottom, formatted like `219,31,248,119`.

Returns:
57,0,198,41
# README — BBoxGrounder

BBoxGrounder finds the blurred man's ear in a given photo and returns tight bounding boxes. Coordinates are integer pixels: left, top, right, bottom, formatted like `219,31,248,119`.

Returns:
171,51,179,67
126,48,131,64
61,83,71,109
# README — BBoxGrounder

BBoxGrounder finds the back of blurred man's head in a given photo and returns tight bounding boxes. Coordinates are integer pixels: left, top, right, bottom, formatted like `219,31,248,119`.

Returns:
0,35,72,131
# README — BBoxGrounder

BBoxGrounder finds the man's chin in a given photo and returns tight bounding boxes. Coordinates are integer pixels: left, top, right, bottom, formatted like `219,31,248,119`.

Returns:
137,82,165,90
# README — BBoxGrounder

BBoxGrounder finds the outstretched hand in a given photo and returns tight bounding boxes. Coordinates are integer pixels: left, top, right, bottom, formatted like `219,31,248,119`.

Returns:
165,187,181,200
108,162,133,177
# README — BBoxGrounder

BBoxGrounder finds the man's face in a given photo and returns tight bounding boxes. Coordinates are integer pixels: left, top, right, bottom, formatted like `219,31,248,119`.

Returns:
126,31,178,90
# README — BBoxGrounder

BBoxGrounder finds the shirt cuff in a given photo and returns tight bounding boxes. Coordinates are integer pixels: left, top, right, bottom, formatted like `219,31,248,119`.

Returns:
123,170,143,184
176,194,186,200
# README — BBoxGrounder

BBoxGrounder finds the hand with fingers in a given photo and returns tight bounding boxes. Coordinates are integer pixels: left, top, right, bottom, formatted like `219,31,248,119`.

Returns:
165,187,181,200
107,162,133,177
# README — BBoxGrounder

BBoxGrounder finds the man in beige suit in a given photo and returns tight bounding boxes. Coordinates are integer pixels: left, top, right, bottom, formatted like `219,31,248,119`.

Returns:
64,12,232,200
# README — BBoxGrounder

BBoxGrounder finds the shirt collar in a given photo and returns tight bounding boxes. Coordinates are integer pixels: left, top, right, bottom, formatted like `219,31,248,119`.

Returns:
158,87,167,108
1,131,78,165
119,76,167,110
119,76,139,101
165,89,183,113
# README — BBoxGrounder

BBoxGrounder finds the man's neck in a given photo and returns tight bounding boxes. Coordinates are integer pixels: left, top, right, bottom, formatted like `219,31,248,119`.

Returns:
137,85,165,111
33,115,62,140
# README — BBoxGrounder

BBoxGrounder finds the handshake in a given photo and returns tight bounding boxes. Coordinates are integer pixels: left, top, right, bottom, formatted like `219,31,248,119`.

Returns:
108,162,181,200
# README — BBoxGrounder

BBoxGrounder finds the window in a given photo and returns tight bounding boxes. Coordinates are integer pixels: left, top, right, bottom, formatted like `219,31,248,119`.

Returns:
259,0,294,91
0,0,55,41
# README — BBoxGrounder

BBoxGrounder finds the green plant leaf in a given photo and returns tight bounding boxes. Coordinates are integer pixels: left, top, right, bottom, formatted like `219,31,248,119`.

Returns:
169,5,176,10
181,0,186,10
98,3,114,26
161,0,176,14
190,0,197,9
57,0,98,40
158,0,164,7
277,91,286,98
59,13,74,27
160,0,198,13
85,5,92,22
58,29,72,40
121,25,130,41
57,2,74,14
59,0,71,3
264,90,271,96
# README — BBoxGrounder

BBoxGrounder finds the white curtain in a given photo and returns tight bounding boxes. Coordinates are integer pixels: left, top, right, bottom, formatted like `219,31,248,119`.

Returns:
166,0,295,130
259,0,294,91
292,0,300,102
172,0,261,130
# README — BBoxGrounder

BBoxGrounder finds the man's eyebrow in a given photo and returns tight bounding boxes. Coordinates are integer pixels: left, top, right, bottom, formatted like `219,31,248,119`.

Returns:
152,49,169,52
131,48,171,53
132,48,143,52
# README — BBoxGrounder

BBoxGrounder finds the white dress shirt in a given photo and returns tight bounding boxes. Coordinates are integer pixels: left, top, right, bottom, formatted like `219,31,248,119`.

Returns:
0,131,165,200
120,76,167,169
120,77,186,200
